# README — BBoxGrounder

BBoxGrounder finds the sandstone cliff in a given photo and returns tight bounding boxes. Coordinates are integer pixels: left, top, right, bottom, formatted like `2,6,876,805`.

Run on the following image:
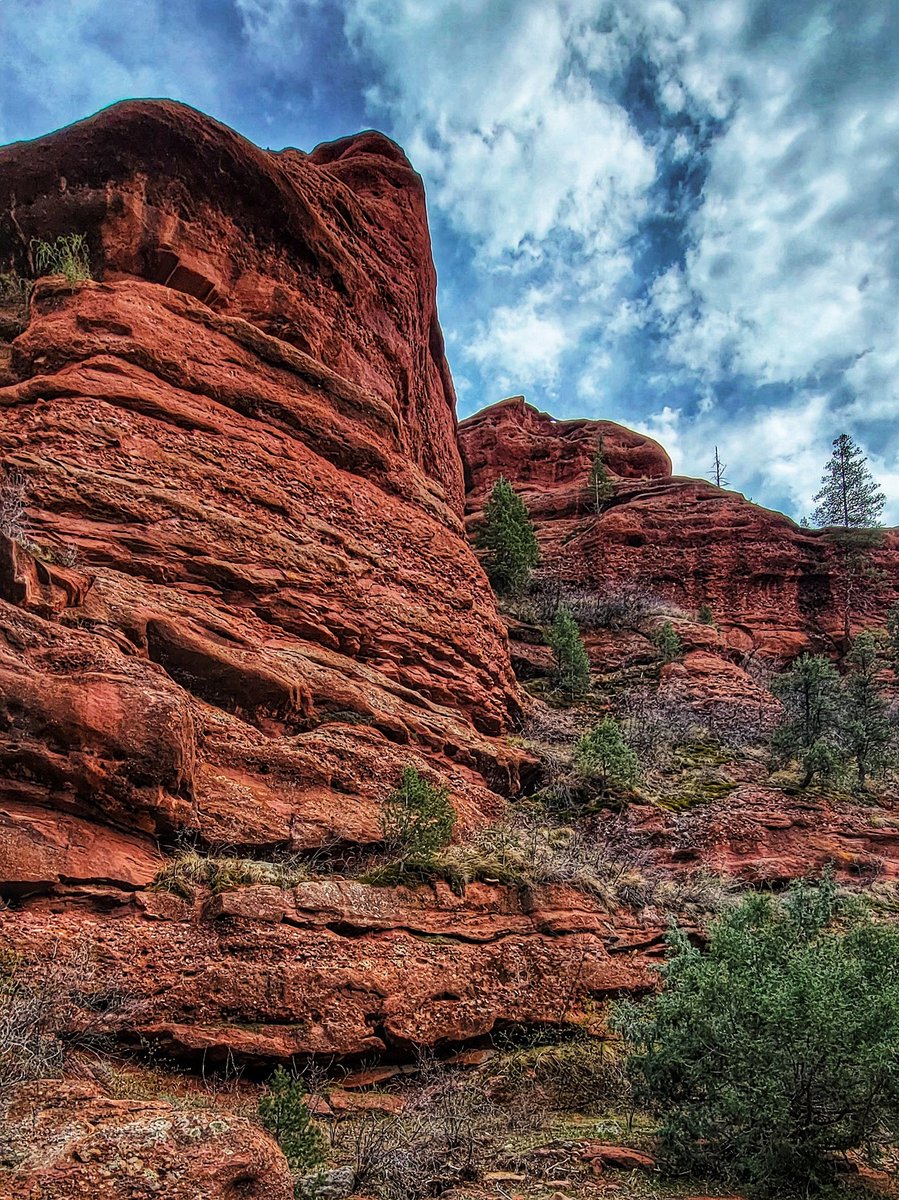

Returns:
0,103,897,1095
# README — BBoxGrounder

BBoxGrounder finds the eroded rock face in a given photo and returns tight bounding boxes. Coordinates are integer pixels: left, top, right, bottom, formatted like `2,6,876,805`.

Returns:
0,1080,293,1200
2,882,660,1063
0,101,526,898
459,397,899,658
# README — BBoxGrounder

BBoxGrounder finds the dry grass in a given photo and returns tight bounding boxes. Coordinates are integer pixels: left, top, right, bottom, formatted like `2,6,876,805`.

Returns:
152,850,308,899
0,942,128,1090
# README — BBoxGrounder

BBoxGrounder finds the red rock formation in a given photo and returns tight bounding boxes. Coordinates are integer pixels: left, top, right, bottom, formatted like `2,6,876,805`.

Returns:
0,1080,293,1199
0,102,527,902
460,397,899,658
5,881,659,1063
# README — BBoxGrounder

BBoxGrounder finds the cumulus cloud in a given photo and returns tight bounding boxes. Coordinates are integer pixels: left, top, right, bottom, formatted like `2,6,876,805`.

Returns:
3,0,898,523
341,0,899,521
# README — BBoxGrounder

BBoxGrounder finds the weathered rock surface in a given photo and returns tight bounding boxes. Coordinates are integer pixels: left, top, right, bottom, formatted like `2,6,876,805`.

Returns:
2,881,659,1063
460,397,899,659
0,101,526,899
0,1080,294,1199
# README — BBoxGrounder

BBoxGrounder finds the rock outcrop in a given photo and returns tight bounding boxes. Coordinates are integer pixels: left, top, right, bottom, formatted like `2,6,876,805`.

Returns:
0,101,526,901
1,101,898,1123
460,397,899,659
0,1080,294,1199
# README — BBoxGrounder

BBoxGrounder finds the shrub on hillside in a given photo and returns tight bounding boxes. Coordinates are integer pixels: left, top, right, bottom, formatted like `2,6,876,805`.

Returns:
771,653,844,786
614,876,899,1193
380,767,455,860
650,620,682,663
547,606,591,698
575,718,639,793
257,1066,325,1173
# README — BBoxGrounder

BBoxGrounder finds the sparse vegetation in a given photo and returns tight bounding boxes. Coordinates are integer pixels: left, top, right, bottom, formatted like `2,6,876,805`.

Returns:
697,602,715,626
547,605,591,698
0,468,28,545
0,942,126,1089
476,475,540,597
30,233,92,286
152,850,308,898
379,767,455,861
0,271,32,328
650,621,682,663
615,876,899,1194
257,1065,326,1173
575,717,638,793
337,1056,506,1200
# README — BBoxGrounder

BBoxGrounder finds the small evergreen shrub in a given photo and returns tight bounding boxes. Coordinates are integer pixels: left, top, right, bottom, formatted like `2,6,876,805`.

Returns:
476,476,540,597
380,767,455,860
31,233,92,286
547,606,591,697
771,653,843,786
257,1065,325,1172
697,603,715,626
614,877,899,1193
575,718,639,792
650,620,682,663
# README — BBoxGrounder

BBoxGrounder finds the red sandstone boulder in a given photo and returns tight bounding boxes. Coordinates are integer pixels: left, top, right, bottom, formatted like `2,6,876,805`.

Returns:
0,102,525,875
0,1080,293,1199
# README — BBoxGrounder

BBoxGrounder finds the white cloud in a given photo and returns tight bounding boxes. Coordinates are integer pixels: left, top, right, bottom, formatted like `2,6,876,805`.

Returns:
344,0,657,389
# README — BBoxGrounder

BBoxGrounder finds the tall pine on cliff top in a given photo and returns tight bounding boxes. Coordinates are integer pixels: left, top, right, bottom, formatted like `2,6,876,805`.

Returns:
477,476,539,597
812,433,885,528
811,434,886,639
587,434,614,514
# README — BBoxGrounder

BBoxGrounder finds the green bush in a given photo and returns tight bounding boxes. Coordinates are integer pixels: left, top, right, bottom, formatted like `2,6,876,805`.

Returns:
771,653,843,786
547,606,591,697
31,233,92,286
380,767,455,860
697,603,715,626
257,1065,325,1172
650,621,682,663
575,717,638,793
614,877,899,1193
476,476,539,597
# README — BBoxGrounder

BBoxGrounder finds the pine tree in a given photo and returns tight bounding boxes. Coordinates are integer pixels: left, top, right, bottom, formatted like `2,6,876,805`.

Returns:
380,767,455,860
771,654,844,786
812,434,885,529
587,434,614,514
698,603,715,627
257,1066,325,1172
842,631,894,788
548,606,591,698
651,621,682,663
811,435,886,639
476,476,540,597
575,717,638,792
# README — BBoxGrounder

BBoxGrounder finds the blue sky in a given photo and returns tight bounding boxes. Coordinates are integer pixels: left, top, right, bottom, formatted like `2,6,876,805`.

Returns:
2,0,899,521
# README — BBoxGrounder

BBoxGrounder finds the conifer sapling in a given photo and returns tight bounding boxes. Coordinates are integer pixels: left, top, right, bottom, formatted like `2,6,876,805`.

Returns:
548,606,591,698
476,476,540,597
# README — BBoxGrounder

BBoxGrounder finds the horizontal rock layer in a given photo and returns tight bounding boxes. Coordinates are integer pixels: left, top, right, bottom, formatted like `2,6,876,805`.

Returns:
460,397,899,658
